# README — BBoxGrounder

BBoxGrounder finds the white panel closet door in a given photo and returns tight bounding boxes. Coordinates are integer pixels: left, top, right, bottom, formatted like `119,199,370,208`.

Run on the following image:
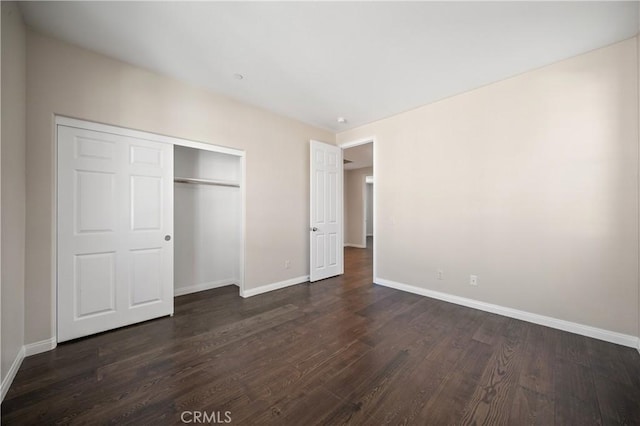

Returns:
57,125,174,342
310,140,343,282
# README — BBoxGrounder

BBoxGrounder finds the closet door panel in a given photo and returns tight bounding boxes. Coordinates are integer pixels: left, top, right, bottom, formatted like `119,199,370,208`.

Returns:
58,125,174,342
75,170,116,233
130,248,163,307
74,252,116,318
130,176,163,231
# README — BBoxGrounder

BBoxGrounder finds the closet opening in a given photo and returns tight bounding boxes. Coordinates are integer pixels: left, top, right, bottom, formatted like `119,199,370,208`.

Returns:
174,146,243,297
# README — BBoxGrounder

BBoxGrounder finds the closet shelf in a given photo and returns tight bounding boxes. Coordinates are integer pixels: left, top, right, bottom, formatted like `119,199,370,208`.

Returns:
174,177,240,188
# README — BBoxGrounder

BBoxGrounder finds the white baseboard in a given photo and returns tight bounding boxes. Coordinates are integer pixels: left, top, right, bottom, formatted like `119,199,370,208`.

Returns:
2,337,58,401
241,275,309,298
375,277,639,349
1,346,25,402
24,337,57,356
174,278,237,297
344,243,366,248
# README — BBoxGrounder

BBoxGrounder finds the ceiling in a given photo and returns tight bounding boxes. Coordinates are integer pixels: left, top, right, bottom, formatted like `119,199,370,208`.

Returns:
344,143,373,170
19,2,639,132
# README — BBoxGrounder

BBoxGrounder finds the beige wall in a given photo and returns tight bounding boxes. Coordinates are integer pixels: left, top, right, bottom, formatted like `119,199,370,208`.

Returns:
1,2,26,381
338,38,639,337
344,166,373,246
25,31,334,344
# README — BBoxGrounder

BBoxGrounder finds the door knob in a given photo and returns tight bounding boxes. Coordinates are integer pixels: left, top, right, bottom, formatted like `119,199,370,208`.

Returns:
165,235,171,241
311,227,318,232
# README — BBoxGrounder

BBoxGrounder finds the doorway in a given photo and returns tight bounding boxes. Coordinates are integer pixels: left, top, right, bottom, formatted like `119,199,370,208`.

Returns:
341,138,375,277
365,175,374,249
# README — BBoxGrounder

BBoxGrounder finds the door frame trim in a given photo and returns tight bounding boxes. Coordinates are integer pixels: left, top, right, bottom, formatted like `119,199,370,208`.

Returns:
339,137,377,279
53,116,247,342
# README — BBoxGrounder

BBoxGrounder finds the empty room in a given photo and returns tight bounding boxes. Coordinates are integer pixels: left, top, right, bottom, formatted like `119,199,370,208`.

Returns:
2,1,640,424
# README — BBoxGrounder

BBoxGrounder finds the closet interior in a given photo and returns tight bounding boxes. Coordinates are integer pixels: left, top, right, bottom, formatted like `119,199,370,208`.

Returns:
173,145,242,296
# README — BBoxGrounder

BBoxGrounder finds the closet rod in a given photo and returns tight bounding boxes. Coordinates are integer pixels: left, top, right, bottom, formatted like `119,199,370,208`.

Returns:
174,177,240,188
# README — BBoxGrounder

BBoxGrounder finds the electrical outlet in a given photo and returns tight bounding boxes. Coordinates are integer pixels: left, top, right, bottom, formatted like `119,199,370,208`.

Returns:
437,269,444,280
470,275,478,286
284,260,291,269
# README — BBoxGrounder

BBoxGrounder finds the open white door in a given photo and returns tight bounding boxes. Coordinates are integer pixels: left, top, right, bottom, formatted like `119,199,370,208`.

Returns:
57,125,174,342
310,140,343,282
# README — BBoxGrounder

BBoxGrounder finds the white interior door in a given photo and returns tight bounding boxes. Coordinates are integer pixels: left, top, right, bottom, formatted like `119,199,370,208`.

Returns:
57,125,174,342
310,140,343,282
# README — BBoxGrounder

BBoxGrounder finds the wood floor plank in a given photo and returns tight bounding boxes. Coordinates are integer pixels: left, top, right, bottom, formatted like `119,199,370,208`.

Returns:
508,386,555,426
593,372,640,425
363,356,450,425
619,345,640,389
319,329,422,400
518,325,556,395
586,338,634,387
554,357,603,425
472,312,509,346
419,339,495,424
459,320,528,425
272,387,344,426
319,349,411,425
556,330,591,367
3,238,640,425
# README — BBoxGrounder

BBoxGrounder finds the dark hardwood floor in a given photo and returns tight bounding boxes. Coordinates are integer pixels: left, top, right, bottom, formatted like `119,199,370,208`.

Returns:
3,237,640,425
